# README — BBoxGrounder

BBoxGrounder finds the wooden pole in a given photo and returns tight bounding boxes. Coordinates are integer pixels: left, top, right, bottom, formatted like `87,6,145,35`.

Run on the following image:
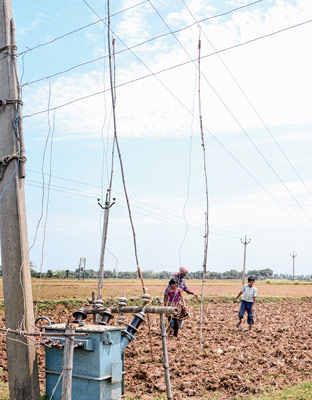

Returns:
61,327,75,400
159,300,173,400
199,270,205,349
0,1,40,398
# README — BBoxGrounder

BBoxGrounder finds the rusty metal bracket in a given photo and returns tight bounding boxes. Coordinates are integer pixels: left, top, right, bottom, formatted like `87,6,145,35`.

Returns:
0,45,17,53
0,99,23,107
0,152,26,181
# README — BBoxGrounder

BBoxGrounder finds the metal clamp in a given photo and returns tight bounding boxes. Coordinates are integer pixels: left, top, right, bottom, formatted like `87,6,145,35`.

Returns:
102,331,112,345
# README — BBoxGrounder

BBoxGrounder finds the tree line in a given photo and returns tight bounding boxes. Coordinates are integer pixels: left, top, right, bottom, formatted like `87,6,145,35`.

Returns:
0,265,310,280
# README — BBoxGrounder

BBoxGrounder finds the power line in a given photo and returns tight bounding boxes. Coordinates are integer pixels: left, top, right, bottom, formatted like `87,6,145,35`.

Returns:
22,9,312,237
148,2,312,227
23,17,312,117
21,1,262,87
23,88,312,234
24,177,306,258
181,0,312,204
17,0,150,56
26,178,304,258
26,169,247,237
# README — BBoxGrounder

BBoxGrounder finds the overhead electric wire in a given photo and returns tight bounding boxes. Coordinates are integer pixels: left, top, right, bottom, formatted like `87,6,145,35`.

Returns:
177,71,197,267
21,0,263,87
34,82,56,315
23,17,312,118
181,0,312,204
17,0,150,56
149,0,312,227
25,179,218,236
21,2,312,238
26,180,301,258
23,22,312,237
26,170,247,237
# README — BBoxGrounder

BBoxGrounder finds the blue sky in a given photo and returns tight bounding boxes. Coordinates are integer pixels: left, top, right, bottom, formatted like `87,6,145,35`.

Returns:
6,0,312,275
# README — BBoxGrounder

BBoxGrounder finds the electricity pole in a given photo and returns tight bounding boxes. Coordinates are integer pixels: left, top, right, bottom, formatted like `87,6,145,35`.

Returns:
78,257,86,280
290,251,297,281
240,235,251,285
0,1,40,398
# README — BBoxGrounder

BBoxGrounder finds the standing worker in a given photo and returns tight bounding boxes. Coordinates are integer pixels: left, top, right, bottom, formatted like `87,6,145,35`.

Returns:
164,267,198,298
164,278,187,337
233,276,258,331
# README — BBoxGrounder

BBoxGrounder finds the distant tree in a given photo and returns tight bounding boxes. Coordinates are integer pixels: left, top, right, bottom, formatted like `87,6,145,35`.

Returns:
54,270,67,279
142,270,154,279
154,271,171,279
46,270,53,278
247,268,273,280
104,270,114,279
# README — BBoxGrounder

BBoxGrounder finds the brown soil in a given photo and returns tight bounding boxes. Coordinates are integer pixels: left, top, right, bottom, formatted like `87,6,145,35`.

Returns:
1,279,312,301
1,300,312,399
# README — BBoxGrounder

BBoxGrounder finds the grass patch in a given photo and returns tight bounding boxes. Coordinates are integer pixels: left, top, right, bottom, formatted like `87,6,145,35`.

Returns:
33,299,86,311
0,383,9,400
0,383,47,400
245,381,312,399
265,279,312,285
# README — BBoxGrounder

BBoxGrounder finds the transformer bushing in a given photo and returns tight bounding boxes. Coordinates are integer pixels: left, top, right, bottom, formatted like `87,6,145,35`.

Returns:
73,309,87,326
99,308,114,326
120,312,145,352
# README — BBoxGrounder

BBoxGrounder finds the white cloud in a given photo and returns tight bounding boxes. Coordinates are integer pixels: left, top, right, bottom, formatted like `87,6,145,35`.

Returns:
22,0,312,146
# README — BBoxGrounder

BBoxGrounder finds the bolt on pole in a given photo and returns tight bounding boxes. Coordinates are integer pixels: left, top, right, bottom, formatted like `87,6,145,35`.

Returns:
240,235,251,285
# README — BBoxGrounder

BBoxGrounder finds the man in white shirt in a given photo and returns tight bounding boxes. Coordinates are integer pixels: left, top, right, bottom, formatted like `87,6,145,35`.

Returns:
233,276,258,331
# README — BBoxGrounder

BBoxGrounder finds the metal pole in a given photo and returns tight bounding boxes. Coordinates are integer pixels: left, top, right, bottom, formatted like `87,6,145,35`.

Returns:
290,251,297,281
61,327,75,400
159,300,173,400
0,1,40,398
240,235,251,285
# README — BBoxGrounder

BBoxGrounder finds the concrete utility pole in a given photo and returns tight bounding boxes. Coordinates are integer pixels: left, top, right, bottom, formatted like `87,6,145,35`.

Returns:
77,256,86,280
0,1,40,399
290,251,297,281
240,235,251,285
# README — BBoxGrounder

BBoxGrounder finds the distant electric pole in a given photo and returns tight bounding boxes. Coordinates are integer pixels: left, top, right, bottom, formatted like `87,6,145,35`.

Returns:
78,257,86,280
0,1,40,398
290,251,297,281
240,235,251,285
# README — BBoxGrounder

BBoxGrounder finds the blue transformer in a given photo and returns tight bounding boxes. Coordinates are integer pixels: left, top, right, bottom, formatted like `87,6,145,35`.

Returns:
45,323,125,400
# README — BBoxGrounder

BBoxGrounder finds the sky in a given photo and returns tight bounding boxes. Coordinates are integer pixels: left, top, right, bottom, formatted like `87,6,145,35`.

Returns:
4,0,312,275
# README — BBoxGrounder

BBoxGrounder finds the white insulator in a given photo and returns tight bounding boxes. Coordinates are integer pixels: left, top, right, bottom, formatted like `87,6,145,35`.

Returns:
141,293,151,303
118,297,128,307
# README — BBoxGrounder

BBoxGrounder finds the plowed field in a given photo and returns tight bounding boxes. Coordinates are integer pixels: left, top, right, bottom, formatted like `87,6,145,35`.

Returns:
1,299,312,399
